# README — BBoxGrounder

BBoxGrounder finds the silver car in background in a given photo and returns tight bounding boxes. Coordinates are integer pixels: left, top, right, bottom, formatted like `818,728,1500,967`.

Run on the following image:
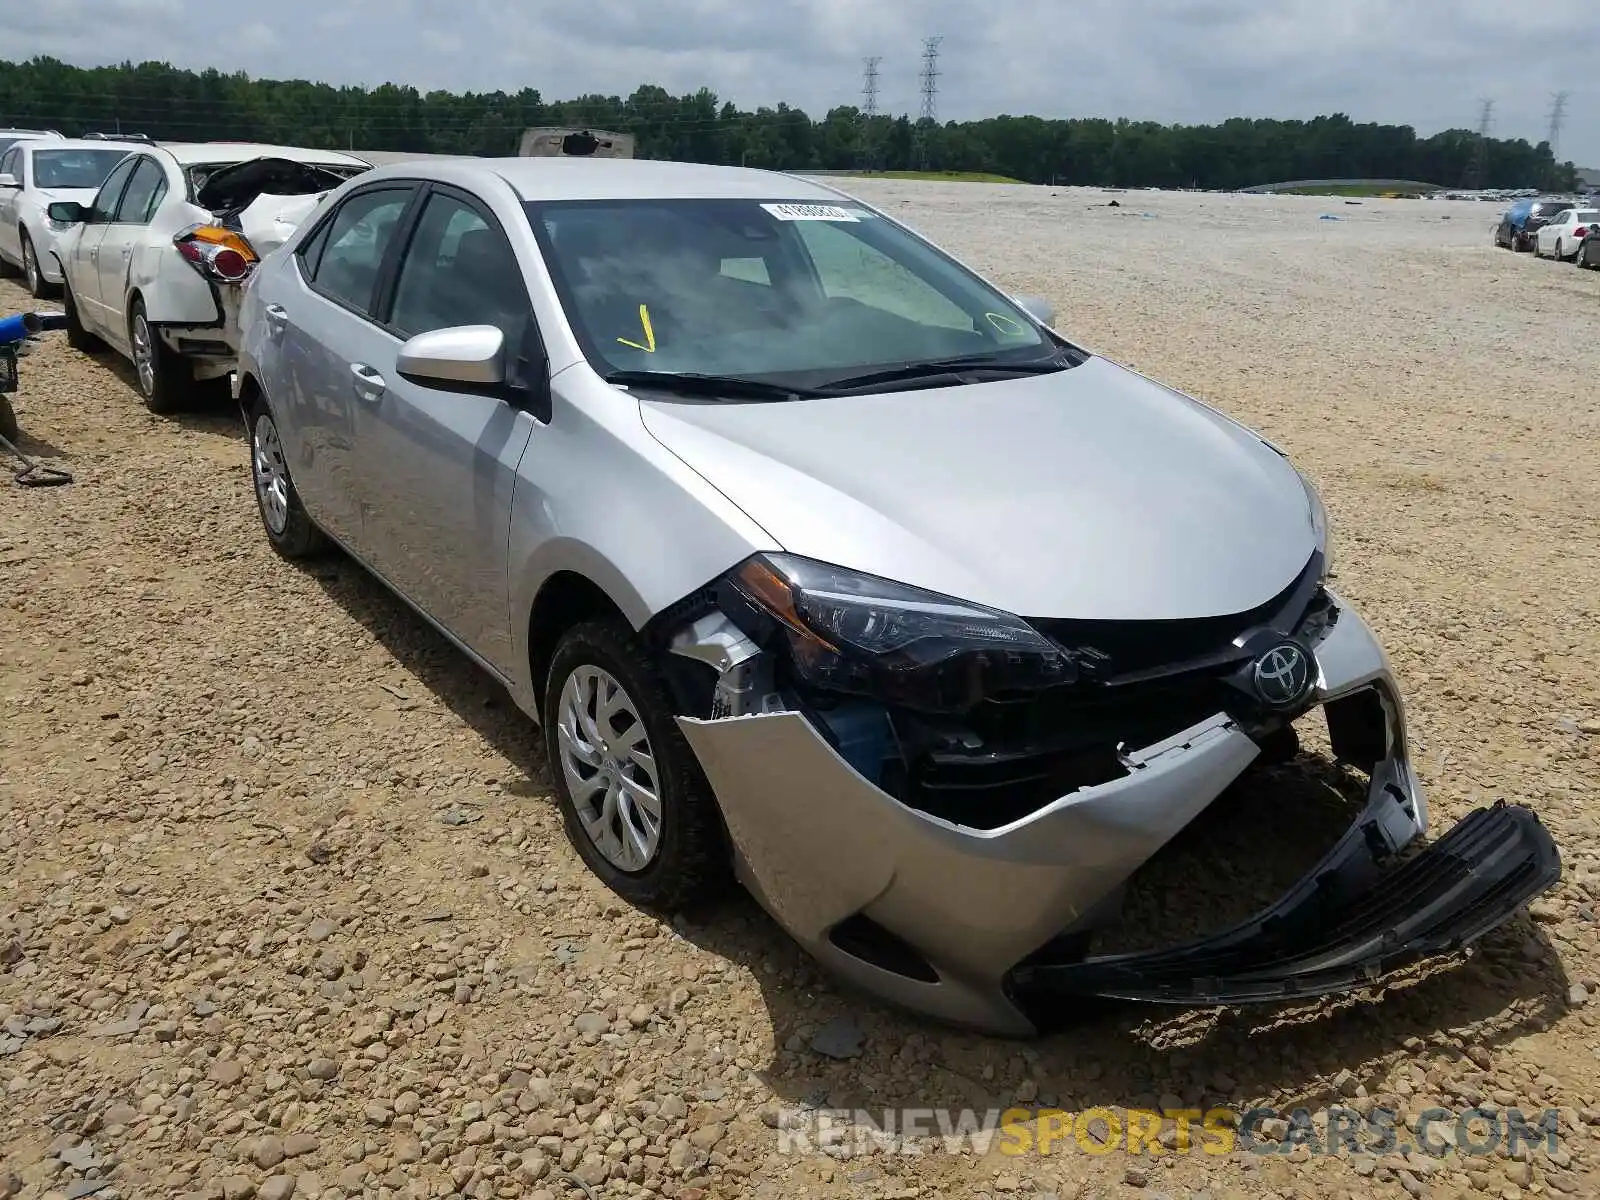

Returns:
235,158,1558,1037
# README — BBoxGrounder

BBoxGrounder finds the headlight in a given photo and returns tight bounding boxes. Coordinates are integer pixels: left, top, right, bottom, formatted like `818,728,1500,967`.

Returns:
717,553,1079,713
1300,470,1333,579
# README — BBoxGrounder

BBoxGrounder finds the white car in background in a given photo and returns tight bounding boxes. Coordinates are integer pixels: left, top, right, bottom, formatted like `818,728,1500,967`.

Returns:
0,128,63,155
0,137,152,297
46,141,370,412
1533,207,1600,262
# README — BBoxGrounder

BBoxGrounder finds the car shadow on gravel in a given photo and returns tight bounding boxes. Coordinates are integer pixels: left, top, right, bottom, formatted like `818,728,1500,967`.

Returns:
92,349,243,437
293,553,1568,1112
2,423,73,463
296,551,552,789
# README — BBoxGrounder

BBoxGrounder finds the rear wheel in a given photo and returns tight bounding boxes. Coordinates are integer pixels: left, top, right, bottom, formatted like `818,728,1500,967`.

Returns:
248,395,327,559
1581,239,1598,269
20,232,53,299
61,277,100,352
128,297,193,414
1556,239,1566,262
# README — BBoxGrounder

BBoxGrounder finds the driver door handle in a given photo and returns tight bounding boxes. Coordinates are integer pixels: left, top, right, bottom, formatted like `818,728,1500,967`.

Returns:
350,362,386,403
263,304,289,338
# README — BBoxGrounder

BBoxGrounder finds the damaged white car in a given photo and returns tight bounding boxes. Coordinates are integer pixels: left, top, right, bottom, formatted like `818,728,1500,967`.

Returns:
45,141,369,411
235,158,1561,1037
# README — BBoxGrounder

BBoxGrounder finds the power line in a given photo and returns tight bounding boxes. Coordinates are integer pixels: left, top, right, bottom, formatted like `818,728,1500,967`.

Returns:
860,55,882,173
861,56,881,119
915,35,942,171
1461,98,1493,190
1548,91,1569,159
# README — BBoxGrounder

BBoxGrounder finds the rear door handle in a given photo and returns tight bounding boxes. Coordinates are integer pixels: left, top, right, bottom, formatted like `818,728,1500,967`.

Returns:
263,303,288,337
350,362,386,403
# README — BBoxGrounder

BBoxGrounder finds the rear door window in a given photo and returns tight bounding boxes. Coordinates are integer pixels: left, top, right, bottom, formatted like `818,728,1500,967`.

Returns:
300,187,415,317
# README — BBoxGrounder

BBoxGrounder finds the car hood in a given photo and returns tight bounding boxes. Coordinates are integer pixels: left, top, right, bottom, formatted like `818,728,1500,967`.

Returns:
636,355,1318,621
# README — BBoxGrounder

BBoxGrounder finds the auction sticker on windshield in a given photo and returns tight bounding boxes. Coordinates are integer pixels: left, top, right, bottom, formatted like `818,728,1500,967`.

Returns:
762,203,860,222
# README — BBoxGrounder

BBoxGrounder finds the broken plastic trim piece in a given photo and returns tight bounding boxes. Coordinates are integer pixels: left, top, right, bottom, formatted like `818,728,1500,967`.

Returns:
1010,800,1559,1010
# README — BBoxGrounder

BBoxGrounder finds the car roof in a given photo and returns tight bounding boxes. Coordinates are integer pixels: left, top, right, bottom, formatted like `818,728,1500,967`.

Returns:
24,137,151,155
357,155,847,203
153,142,371,168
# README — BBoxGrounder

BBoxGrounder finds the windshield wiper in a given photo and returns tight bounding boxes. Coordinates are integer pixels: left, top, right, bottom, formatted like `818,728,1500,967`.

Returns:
602,369,825,402
818,351,1076,394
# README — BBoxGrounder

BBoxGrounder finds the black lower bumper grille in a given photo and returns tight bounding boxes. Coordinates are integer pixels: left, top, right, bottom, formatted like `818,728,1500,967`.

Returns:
1010,801,1560,1010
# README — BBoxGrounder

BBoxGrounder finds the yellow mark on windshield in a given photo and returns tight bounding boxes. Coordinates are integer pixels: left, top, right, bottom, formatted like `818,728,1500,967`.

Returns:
617,304,657,352
985,312,1026,336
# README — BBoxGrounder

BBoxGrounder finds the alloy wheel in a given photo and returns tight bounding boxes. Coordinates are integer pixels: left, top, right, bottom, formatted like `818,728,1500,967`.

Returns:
131,311,155,396
22,241,38,294
252,413,291,536
556,664,663,872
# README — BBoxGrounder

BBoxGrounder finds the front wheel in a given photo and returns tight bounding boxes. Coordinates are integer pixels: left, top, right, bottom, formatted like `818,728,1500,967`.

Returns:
544,619,731,912
128,298,194,414
248,396,326,559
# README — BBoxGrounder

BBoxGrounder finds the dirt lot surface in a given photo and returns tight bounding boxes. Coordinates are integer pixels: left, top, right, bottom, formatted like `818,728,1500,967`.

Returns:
3,183,1600,1200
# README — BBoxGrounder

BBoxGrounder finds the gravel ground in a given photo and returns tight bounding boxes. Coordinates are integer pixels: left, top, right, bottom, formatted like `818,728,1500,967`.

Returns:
3,182,1600,1200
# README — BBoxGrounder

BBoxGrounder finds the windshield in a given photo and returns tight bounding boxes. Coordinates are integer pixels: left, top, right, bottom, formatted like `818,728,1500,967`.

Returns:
526,197,1055,387
31,148,132,190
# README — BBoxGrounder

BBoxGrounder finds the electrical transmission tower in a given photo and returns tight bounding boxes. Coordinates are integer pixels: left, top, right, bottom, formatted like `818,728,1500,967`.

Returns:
914,36,942,171
860,56,881,172
1461,98,1493,190
1548,91,1569,159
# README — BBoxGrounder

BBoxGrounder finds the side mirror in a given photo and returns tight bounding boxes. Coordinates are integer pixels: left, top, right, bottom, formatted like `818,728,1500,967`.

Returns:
1013,294,1055,327
0,173,18,190
396,325,506,387
47,201,87,224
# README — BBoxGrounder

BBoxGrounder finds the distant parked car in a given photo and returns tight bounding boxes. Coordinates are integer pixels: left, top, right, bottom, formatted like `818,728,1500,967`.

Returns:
1578,227,1600,270
0,128,63,156
44,141,369,411
1533,207,1600,261
0,137,150,297
1495,196,1573,251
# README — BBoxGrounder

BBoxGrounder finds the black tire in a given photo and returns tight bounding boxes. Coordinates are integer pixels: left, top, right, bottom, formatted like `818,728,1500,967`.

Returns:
1556,240,1566,263
20,231,55,300
247,394,327,559
543,618,731,912
61,276,101,352
128,297,193,414
1581,240,1597,270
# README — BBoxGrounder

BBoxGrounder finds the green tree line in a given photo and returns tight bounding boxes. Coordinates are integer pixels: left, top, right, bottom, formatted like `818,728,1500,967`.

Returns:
0,56,1580,191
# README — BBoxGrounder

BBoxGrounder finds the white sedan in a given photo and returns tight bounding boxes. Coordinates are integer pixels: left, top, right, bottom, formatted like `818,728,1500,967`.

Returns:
1533,207,1600,262
0,137,152,297
46,140,369,412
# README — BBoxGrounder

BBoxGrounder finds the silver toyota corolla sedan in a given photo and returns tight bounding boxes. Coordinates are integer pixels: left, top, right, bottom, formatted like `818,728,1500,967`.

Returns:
235,158,1559,1037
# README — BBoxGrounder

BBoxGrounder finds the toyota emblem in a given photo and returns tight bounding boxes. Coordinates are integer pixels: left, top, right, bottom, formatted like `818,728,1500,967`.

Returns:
1251,641,1314,709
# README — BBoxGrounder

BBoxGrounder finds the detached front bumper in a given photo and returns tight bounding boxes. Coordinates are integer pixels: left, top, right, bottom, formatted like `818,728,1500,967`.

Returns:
677,593,1560,1036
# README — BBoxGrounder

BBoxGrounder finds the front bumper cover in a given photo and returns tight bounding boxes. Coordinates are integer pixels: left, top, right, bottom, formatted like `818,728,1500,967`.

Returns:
677,592,1561,1036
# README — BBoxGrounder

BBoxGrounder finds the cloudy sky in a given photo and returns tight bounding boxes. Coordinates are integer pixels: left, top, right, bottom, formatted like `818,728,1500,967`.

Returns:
12,0,1600,168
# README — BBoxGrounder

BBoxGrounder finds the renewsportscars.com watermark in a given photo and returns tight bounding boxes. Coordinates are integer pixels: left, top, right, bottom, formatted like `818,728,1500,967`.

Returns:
772,1105,1564,1159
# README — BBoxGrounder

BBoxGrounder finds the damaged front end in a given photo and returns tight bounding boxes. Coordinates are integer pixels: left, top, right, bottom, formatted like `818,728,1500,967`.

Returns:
657,553,1560,1037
